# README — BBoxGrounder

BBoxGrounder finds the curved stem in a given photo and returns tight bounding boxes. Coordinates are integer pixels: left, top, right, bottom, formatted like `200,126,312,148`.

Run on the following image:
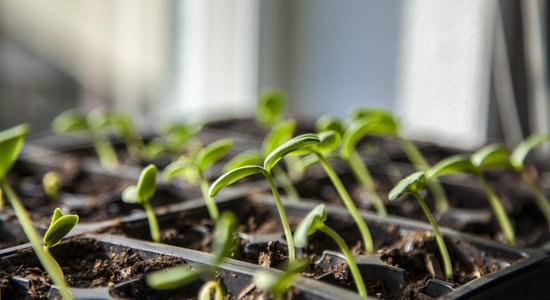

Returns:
0,180,74,300
198,281,223,300
319,226,367,297
478,175,516,245
399,138,449,212
347,150,387,216
273,165,300,201
265,172,296,261
412,192,453,281
44,246,65,281
200,178,220,221
315,152,374,254
521,171,550,231
143,201,161,243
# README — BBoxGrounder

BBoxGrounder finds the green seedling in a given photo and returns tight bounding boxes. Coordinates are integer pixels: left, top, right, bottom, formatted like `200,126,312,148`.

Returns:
210,134,322,262
428,144,516,245
43,171,62,199
317,115,387,216
147,211,238,298
389,172,453,281
297,131,374,254
163,139,233,221
253,258,309,300
43,208,79,283
224,120,300,201
348,108,450,213
108,112,144,160
52,109,119,169
256,88,287,127
142,122,203,161
510,133,550,230
0,124,74,299
122,164,160,242
294,204,367,297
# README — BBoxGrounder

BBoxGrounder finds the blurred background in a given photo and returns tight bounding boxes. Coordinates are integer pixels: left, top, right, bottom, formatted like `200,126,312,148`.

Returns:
0,0,548,150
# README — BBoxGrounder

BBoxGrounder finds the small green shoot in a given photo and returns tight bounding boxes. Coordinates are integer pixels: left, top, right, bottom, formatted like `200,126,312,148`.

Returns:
510,134,550,230
122,164,160,242
256,89,286,127
351,108,450,213
210,134,322,262
428,144,516,245
109,112,144,160
147,211,238,296
253,258,309,300
198,281,224,300
141,123,202,161
52,109,118,169
43,208,79,283
293,204,367,297
0,124,74,299
388,172,453,281
163,139,233,220
43,171,62,199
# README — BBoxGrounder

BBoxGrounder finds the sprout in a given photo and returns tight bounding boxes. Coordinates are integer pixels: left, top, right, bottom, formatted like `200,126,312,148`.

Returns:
292,131,375,254
197,281,224,300
293,204,367,297
122,164,160,242
43,208,79,283
389,172,453,281
52,109,119,169
0,124,74,299
210,134,322,261
108,112,144,160
510,134,550,230
147,211,238,297
256,89,286,127
428,144,516,245
43,171,62,200
163,139,233,221
315,115,387,216
224,120,300,201
350,108,450,213
141,123,203,161
253,258,309,300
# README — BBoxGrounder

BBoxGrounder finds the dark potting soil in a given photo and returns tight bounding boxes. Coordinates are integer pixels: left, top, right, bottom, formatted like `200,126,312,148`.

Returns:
0,237,185,298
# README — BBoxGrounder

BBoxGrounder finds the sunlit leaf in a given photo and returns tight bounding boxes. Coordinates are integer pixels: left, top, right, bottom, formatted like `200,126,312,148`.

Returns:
471,144,511,169
0,124,29,180
317,131,341,153
293,204,327,248
43,212,78,248
211,211,238,265
257,89,286,126
209,166,265,197
137,164,157,203
340,117,395,159
196,139,233,171
263,134,320,172
121,185,139,204
262,120,296,155
388,171,426,201
146,265,199,290
162,160,197,180
254,258,308,295
316,115,346,136
223,150,263,172
51,110,89,133
511,133,550,170
427,155,476,178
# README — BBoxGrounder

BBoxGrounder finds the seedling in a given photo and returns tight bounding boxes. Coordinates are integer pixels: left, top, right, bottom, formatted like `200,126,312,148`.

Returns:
43,208,79,283
163,138,233,221
209,134,322,261
224,120,300,201
388,172,453,281
52,109,119,169
293,204,367,297
253,258,309,300
0,124,74,299
122,164,160,242
146,211,238,297
108,112,144,160
510,133,550,230
141,122,203,161
428,144,516,245
256,88,287,127
43,171,62,200
348,108,450,213
318,115,387,216
298,131,374,254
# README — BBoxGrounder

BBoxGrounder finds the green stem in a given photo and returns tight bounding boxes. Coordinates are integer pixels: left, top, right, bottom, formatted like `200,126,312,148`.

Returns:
93,136,118,169
143,201,161,243
198,281,223,300
347,150,387,216
0,180,74,300
200,178,220,221
318,225,367,297
315,152,374,254
44,246,65,281
265,172,296,261
399,138,449,213
412,192,453,281
478,175,516,245
273,166,300,201
521,172,550,231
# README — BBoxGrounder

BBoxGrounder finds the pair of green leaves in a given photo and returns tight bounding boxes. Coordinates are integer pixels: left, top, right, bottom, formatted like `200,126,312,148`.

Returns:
44,208,79,249
146,211,238,290
0,124,29,181
122,164,157,205
293,204,327,247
